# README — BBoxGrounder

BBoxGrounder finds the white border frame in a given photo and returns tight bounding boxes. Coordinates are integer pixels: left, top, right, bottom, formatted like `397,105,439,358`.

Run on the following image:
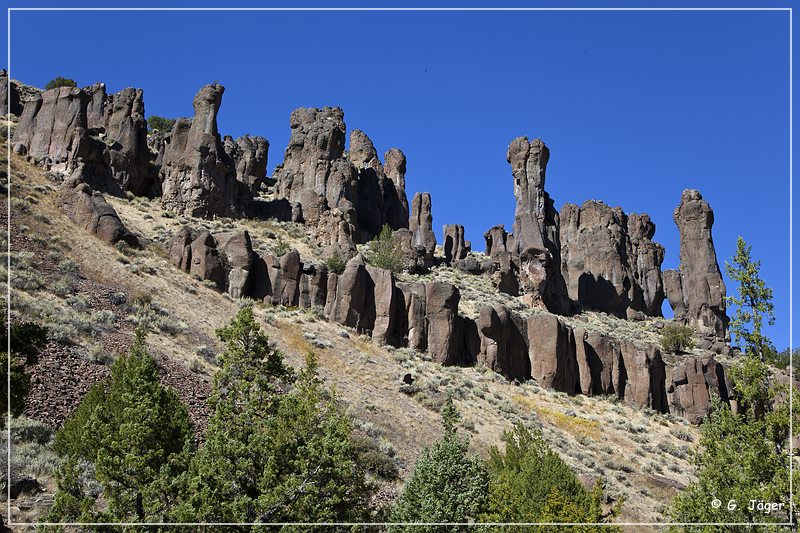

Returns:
5,5,794,529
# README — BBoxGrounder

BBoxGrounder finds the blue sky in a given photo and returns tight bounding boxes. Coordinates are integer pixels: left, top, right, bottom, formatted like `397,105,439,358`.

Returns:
3,2,795,350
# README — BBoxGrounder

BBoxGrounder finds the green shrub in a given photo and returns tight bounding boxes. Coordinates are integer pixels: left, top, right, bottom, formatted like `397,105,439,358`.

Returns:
324,250,347,274
273,234,291,256
366,224,404,273
146,115,176,132
45,77,77,90
1,319,47,421
482,423,617,529
172,308,373,523
661,323,695,353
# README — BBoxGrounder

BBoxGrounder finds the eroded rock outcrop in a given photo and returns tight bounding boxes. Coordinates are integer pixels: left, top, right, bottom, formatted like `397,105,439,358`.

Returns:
663,190,728,344
160,84,252,217
508,137,570,314
223,135,269,194
478,305,529,380
59,166,139,247
350,130,409,241
527,314,578,394
667,355,729,424
84,84,156,196
409,192,436,269
559,201,665,318
443,224,467,265
1,69,22,117
425,281,463,366
13,83,155,196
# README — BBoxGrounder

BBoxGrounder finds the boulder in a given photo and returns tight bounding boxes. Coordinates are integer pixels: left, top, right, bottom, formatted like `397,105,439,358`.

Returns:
665,190,728,342
160,84,252,217
527,314,578,394
443,224,467,265
507,137,570,314
58,167,139,247
223,135,269,194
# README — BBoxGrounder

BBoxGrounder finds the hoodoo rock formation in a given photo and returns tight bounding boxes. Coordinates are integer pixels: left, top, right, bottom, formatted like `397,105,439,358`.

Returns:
443,224,467,265
8,72,739,427
159,84,252,218
559,201,665,318
507,137,570,314
663,189,728,347
407,192,437,270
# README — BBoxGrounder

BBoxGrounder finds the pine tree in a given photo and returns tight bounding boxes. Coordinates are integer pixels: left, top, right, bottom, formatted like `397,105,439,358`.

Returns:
173,306,372,526
49,328,193,523
390,397,489,532
725,236,775,358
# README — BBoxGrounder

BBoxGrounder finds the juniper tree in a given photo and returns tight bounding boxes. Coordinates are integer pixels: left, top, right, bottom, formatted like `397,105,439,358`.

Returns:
49,329,193,523
482,423,616,531
390,397,489,532
173,307,372,526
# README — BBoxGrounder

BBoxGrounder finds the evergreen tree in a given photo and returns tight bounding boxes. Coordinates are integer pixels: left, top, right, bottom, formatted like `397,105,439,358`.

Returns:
45,76,77,90
366,224,404,273
482,423,616,532
390,397,489,532
49,329,193,524
173,306,372,527
668,355,799,530
725,236,775,358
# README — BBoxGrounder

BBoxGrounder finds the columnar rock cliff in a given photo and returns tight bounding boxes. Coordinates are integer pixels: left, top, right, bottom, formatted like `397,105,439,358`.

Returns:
8,73,738,426
663,189,728,346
